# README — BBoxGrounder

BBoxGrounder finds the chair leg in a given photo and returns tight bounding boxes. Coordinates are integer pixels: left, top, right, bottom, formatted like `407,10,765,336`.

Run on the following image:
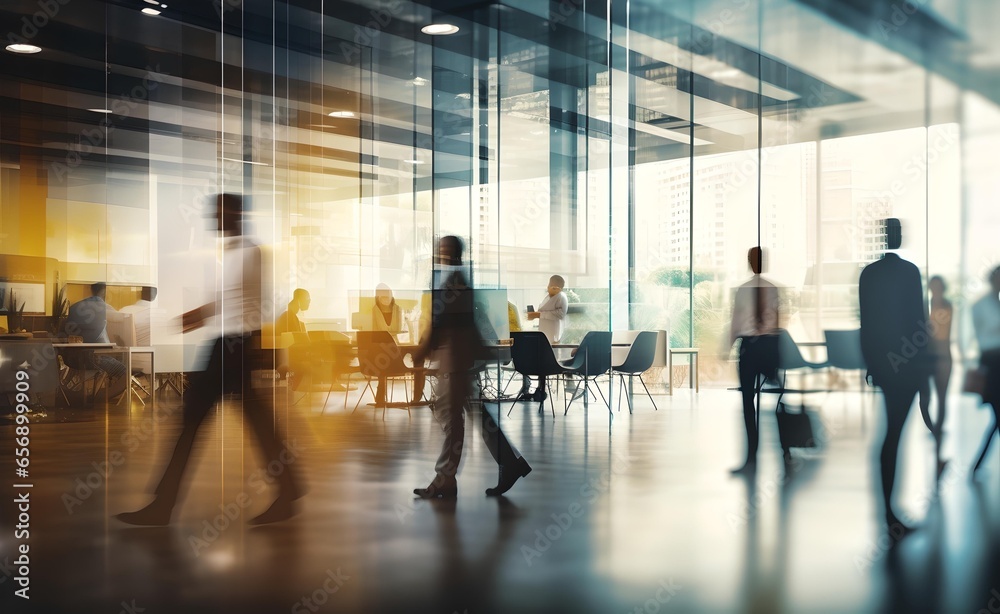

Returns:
589,378,610,412
352,379,374,413
638,375,657,411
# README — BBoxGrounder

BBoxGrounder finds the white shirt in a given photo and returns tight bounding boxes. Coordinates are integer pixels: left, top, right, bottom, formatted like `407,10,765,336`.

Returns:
221,236,262,336
730,275,780,346
537,292,568,344
120,299,152,346
972,292,1000,353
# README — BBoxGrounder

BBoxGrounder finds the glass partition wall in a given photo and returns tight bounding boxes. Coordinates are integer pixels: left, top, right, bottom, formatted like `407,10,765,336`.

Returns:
0,0,991,391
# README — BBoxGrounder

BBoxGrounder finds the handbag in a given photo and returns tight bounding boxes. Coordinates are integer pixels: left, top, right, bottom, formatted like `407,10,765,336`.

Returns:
775,401,817,449
962,366,987,397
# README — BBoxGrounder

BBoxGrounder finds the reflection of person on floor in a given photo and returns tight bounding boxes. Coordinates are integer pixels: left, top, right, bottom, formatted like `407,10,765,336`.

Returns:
971,265,1000,477
65,282,128,400
859,218,933,535
117,194,302,526
729,247,781,475
371,284,424,403
277,288,312,391
412,236,531,499
918,275,953,478
526,275,567,402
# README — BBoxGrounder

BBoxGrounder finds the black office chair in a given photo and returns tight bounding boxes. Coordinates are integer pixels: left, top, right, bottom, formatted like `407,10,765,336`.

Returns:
354,331,421,419
611,331,658,413
507,331,567,417
562,331,613,415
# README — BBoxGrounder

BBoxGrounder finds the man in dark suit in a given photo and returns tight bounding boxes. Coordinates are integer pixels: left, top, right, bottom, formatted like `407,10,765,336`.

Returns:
412,236,531,498
859,218,933,535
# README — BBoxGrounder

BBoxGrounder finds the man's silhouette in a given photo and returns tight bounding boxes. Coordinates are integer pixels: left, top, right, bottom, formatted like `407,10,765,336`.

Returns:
117,194,302,526
729,246,781,474
859,218,932,534
412,236,530,498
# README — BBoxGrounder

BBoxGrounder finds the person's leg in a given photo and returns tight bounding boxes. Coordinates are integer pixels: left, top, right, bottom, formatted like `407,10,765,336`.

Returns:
933,356,951,474
880,383,918,530
374,376,387,404
917,376,933,433
417,373,463,497
117,339,223,525
732,342,759,473
413,370,425,402
534,375,548,401
481,403,531,496
972,402,998,475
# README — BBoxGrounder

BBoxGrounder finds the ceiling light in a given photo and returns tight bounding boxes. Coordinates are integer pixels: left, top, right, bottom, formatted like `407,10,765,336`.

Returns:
411,77,428,86
421,24,459,35
328,111,355,118
5,44,42,54
222,157,268,166
404,159,425,165
87,108,113,114
143,0,159,4
141,7,161,15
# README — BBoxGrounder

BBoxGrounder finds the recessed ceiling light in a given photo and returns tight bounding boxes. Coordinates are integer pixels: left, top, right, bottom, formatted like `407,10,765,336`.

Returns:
143,0,159,4
328,111,355,118
404,159,425,165
421,24,459,35
141,7,161,15
87,108,113,114
5,43,42,54
411,77,428,86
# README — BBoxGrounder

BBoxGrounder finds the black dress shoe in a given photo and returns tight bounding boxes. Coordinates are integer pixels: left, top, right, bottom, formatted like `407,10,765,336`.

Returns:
486,457,532,496
729,462,757,476
116,500,173,526
413,482,458,499
249,496,297,525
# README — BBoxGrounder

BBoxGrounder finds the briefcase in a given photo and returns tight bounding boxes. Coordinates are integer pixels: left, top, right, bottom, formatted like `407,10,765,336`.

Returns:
776,401,817,449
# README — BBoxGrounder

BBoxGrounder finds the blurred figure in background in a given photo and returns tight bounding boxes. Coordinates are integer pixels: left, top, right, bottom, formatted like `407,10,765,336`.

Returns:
120,286,157,346
276,288,312,392
65,282,128,400
507,300,532,399
918,275,953,478
859,219,933,535
413,236,530,499
117,194,302,526
728,246,781,475
276,288,310,334
526,275,567,402
971,265,1000,477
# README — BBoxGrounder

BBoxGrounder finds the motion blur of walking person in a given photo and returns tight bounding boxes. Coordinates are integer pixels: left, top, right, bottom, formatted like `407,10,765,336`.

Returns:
729,246,781,475
117,193,302,526
412,236,530,499
971,265,1000,478
917,275,953,478
859,219,934,536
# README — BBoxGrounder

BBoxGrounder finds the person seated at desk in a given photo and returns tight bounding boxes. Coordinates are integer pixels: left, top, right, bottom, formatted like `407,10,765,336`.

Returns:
64,282,128,400
372,284,424,404
276,288,312,391
120,286,156,346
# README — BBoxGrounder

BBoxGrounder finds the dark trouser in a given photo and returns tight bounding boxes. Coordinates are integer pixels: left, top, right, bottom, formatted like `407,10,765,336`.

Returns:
879,380,920,521
154,333,299,506
737,335,780,464
973,350,1000,473
432,371,522,483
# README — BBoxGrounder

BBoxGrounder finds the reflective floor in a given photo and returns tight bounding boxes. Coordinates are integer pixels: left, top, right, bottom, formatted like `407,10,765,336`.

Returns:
1,378,997,613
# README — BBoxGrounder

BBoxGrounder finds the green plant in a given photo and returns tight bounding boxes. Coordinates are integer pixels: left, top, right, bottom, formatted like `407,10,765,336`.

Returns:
3,289,26,332
50,285,69,334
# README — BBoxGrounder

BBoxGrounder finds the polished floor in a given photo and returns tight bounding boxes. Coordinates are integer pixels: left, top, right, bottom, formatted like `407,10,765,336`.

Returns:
0,374,997,613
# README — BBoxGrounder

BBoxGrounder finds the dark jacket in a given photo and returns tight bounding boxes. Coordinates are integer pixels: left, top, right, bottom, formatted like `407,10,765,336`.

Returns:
859,253,933,386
